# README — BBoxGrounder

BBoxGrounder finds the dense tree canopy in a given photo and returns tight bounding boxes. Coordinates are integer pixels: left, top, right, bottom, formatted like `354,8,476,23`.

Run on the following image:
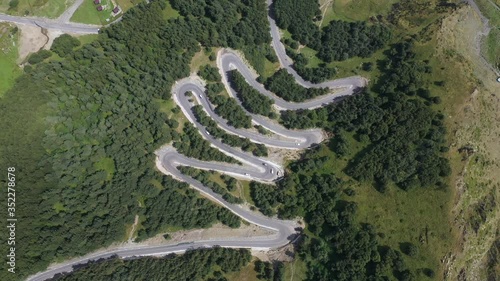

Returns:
247,149,414,280
179,166,243,205
204,81,253,129
49,248,251,281
250,182,282,216
198,65,221,82
50,34,81,57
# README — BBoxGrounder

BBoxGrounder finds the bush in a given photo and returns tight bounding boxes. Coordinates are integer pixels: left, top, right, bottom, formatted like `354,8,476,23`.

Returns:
50,34,81,57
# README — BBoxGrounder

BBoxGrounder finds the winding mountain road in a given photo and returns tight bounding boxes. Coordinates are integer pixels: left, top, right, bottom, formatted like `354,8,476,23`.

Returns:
25,1,367,280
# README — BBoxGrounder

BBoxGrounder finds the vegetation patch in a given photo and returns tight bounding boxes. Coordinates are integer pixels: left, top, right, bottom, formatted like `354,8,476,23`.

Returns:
0,23,20,97
0,0,69,18
49,248,251,281
191,105,268,157
263,69,329,102
179,166,243,205
241,44,279,78
174,123,239,164
0,1,272,279
70,0,120,25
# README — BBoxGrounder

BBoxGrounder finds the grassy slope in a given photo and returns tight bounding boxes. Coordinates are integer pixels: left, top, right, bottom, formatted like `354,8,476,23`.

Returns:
275,1,486,279
0,23,21,97
70,0,118,25
475,0,500,68
433,5,500,279
0,0,69,18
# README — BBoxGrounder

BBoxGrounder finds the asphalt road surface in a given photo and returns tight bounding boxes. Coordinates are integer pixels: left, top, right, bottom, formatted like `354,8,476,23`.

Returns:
0,13,99,34
24,1,369,280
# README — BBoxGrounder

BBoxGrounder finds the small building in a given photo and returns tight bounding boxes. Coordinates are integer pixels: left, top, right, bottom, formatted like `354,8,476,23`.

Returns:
94,0,101,4
112,6,120,14
96,5,103,11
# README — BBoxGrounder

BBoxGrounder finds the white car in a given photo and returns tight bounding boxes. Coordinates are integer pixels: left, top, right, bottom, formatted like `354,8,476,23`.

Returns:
270,169,273,174
244,173,249,176
199,94,203,98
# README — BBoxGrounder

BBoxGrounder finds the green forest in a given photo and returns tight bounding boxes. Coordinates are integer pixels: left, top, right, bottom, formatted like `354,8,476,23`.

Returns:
204,80,253,129
178,166,243,205
227,70,276,118
0,0,271,279
48,248,252,281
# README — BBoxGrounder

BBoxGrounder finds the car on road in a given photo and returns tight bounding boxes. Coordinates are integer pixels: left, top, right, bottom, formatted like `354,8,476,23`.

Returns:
199,94,203,98
270,169,273,174
244,173,249,176
263,163,267,166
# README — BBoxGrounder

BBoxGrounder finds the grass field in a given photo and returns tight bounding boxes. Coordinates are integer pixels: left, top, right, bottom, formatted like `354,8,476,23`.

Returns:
0,0,70,18
190,48,217,73
225,259,260,281
0,23,21,98
71,0,119,25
